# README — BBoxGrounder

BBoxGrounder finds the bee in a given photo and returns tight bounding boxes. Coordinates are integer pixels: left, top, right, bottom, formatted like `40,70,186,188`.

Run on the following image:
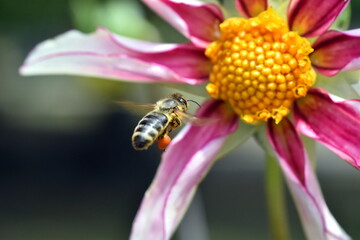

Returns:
117,93,200,151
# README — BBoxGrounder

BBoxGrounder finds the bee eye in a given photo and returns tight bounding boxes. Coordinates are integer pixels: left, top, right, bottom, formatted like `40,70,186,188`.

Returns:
178,97,187,105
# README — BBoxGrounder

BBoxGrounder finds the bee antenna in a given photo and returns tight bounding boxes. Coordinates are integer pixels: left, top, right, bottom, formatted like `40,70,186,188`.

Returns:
187,99,201,108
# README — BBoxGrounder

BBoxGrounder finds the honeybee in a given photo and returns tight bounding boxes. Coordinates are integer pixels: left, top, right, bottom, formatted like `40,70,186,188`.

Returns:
117,93,200,151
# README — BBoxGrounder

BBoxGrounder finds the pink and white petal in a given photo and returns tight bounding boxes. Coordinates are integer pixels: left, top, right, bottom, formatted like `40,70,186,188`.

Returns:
142,0,224,48
235,0,268,18
267,117,351,240
267,118,306,184
311,29,360,76
130,99,238,240
287,0,349,38
294,88,360,170
20,28,211,85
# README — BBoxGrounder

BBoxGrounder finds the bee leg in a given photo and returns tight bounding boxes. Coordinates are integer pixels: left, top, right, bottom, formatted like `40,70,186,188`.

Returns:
173,117,181,128
168,117,181,133
157,117,180,151
156,126,171,151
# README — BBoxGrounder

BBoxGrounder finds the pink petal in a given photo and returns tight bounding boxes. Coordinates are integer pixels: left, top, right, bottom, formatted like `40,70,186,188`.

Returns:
267,117,350,240
294,88,360,170
311,29,360,76
267,118,306,184
130,99,238,240
287,0,349,38
235,0,268,18
142,0,224,48
20,28,210,85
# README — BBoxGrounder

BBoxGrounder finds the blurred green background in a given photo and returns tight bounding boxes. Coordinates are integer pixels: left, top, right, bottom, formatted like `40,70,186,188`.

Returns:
0,0,360,239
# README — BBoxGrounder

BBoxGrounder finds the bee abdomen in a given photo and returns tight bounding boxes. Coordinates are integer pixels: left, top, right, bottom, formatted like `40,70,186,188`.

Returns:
132,133,153,150
132,112,168,150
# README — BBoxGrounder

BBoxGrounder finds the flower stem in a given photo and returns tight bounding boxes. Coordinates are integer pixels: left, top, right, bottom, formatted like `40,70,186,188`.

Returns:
265,155,290,240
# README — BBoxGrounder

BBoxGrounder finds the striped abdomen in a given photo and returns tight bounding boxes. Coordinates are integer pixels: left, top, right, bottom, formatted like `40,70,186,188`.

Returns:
132,111,169,150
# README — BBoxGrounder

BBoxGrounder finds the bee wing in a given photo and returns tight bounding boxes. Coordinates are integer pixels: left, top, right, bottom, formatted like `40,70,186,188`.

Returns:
177,111,219,126
114,101,156,115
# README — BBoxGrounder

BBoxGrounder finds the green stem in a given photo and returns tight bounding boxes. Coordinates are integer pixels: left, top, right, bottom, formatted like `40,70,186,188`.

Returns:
265,155,291,240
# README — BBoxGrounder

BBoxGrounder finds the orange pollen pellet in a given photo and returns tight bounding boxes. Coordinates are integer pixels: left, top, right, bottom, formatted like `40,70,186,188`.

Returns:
157,135,172,150
205,8,316,124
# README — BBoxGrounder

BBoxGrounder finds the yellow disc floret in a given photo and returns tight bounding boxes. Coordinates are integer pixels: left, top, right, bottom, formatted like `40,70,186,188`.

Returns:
205,8,316,124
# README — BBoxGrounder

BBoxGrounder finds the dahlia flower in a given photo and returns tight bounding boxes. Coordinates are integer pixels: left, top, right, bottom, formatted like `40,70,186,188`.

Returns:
20,0,360,239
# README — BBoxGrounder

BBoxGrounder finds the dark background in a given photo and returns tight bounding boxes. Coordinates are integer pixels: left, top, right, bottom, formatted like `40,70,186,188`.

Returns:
0,0,360,239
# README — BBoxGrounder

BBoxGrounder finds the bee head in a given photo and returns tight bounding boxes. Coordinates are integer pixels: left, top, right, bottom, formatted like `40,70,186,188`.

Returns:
172,93,188,108
171,93,201,111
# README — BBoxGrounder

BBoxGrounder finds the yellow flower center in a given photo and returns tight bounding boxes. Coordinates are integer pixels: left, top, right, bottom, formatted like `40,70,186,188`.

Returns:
205,8,316,124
